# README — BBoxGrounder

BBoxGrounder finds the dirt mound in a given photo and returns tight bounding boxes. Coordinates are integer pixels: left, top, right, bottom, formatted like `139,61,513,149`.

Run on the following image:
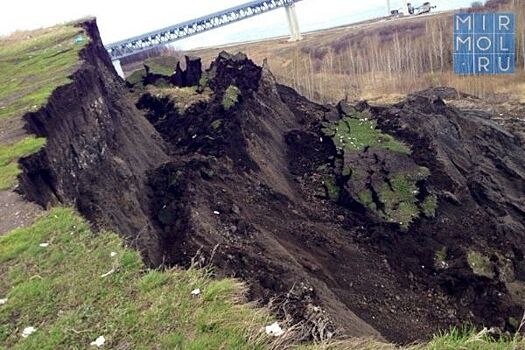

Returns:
16,21,525,343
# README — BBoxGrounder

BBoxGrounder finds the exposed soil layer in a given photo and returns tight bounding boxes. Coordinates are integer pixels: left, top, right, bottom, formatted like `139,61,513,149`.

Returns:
17,20,169,265
16,21,525,343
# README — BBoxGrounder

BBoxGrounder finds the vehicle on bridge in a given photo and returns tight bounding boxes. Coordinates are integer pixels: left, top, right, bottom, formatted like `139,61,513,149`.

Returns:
415,2,436,15
389,1,436,16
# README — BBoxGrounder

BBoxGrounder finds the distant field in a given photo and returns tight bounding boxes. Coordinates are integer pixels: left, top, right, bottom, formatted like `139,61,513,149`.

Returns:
174,0,525,104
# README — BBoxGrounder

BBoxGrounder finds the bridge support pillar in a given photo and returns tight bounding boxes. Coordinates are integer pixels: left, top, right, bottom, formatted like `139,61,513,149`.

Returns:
112,59,125,79
285,4,302,41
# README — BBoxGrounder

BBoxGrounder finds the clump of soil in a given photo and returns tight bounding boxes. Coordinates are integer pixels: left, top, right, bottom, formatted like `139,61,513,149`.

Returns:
16,21,525,344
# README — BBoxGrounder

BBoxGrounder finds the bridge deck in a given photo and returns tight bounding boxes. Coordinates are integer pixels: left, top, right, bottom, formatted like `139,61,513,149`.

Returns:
105,0,302,60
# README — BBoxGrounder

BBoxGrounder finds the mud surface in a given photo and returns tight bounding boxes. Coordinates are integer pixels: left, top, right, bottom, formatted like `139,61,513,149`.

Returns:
16,21,525,343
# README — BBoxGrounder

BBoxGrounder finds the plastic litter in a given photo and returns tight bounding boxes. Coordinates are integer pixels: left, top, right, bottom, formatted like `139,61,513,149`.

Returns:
90,335,106,347
74,35,84,44
191,288,201,296
39,243,50,247
100,269,115,278
21,327,36,338
0,298,6,305
265,322,284,337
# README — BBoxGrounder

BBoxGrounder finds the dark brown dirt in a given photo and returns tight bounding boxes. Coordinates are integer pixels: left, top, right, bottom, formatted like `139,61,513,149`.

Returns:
14,20,525,344
17,20,170,265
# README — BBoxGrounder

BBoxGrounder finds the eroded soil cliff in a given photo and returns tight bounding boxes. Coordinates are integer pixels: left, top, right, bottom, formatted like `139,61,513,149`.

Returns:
16,20,525,343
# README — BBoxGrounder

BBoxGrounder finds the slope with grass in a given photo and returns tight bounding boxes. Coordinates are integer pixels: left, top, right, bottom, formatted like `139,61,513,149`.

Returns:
1,209,523,349
0,208,275,349
0,22,88,234
0,22,86,178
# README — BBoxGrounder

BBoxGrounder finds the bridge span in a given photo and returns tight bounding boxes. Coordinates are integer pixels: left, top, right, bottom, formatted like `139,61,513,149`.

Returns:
106,0,303,77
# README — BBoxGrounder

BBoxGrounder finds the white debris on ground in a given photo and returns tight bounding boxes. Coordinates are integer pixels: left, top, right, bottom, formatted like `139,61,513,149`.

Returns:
100,269,115,278
265,322,284,337
21,326,36,338
39,243,49,247
0,298,7,305
110,252,117,257
191,288,201,296
90,335,106,347
213,211,220,215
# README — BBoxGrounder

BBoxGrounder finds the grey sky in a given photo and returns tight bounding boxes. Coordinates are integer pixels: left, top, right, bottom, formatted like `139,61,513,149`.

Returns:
1,0,474,49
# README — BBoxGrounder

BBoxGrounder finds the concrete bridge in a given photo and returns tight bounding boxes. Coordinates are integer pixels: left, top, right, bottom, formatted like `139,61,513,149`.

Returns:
106,0,303,77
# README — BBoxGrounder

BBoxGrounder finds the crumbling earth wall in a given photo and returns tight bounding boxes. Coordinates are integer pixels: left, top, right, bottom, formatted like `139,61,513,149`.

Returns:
16,20,525,343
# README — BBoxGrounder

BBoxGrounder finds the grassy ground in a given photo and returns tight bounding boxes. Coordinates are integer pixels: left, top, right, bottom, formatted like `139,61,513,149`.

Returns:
302,328,525,349
0,24,86,121
0,23,86,192
0,136,45,190
0,208,275,349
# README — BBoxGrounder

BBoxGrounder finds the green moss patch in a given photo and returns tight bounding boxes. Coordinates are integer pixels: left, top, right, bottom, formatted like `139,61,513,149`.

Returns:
126,68,146,87
379,172,424,228
147,86,212,114
211,119,223,130
357,190,376,210
354,168,434,229
222,85,240,111
323,177,340,201
322,109,437,228
467,251,494,278
421,194,438,217
0,208,273,349
144,56,179,76
0,137,46,190
434,247,449,269
322,112,411,154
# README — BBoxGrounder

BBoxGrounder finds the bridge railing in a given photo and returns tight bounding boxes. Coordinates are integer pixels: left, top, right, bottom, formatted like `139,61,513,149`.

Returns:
105,0,302,60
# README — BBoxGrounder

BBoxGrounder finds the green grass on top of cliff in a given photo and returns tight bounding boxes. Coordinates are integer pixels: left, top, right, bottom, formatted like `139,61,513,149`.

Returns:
144,56,179,76
0,136,46,190
0,208,276,350
0,24,86,191
0,24,86,121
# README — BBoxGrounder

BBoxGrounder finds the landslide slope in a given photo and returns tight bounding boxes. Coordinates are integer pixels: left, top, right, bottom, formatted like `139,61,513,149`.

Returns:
132,54,525,342
13,20,525,344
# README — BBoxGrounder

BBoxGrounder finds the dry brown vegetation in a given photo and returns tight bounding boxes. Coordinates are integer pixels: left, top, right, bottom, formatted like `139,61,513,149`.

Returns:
188,0,524,104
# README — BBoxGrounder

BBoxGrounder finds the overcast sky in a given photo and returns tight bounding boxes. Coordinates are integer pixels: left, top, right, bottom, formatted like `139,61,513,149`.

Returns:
1,0,474,49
